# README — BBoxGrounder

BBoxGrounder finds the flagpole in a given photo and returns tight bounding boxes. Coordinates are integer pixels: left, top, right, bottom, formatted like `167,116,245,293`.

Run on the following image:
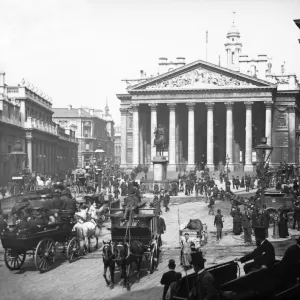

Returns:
206,30,208,61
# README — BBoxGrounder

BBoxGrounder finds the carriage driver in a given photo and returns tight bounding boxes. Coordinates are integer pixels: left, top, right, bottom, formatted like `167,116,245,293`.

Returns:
122,191,139,222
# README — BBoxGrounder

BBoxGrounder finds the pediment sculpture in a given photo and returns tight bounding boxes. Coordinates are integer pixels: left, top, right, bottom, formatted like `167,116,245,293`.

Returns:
145,67,254,89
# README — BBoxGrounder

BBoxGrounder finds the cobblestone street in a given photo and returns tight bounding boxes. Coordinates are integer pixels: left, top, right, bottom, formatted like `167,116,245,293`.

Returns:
0,194,296,300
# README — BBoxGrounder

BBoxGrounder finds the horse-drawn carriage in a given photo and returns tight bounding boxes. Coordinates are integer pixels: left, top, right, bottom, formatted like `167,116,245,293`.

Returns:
1,210,80,272
173,259,300,300
103,205,161,289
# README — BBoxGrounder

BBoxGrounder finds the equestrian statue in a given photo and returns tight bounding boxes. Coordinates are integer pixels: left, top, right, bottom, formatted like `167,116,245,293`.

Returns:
153,124,165,156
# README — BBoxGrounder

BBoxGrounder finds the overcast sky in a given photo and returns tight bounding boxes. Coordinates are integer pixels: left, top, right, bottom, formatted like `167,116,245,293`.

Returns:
1,0,300,125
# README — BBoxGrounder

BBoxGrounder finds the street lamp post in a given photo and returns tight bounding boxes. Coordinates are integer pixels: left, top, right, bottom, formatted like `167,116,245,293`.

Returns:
226,154,230,180
254,137,273,207
94,143,105,191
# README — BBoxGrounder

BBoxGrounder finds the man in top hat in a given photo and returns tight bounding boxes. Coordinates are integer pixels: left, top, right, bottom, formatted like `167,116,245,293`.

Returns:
275,236,300,288
190,252,218,300
235,228,275,274
163,190,170,212
160,259,180,300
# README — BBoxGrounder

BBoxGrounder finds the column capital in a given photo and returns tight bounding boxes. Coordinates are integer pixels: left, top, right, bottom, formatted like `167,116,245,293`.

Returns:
149,103,158,111
224,101,234,108
264,101,273,109
167,103,177,111
244,101,254,109
119,108,128,115
186,102,195,110
131,103,139,112
205,102,215,110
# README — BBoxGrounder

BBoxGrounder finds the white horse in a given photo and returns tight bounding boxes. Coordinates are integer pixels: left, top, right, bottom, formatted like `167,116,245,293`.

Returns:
72,210,102,252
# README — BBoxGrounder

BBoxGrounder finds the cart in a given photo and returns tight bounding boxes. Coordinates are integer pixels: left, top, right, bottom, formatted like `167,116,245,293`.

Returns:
0,210,81,272
108,205,161,274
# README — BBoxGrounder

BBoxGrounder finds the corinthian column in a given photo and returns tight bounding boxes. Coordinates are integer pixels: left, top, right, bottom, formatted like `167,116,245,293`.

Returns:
132,103,139,167
244,102,253,172
26,136,33,172
149,103,158,159
186,102,195,170
225,102,234,171
288,105,296,164
167,103,176,171
120,108,128,168
264,101,273,161
205,103,215,171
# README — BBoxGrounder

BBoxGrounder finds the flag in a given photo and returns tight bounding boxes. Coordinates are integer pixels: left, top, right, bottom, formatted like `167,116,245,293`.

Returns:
206,30,208,43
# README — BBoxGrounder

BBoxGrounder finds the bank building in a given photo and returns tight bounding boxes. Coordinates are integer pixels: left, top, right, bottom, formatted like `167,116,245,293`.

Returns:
117,22,300,178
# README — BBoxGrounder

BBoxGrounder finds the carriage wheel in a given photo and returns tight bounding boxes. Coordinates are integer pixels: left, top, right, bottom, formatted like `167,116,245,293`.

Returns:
67,237,81,263
4,249,26,270
35,238,56,272
149,245,158,274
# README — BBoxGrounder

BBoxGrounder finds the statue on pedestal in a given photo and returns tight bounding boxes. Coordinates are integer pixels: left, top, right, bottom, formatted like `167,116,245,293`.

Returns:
153,124,165,156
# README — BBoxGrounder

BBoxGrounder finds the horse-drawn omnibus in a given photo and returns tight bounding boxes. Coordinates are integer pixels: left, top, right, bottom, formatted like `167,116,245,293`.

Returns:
105,204,162,289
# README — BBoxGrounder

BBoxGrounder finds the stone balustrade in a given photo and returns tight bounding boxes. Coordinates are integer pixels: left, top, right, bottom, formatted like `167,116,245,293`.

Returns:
25,117,58,135
7,86,52,110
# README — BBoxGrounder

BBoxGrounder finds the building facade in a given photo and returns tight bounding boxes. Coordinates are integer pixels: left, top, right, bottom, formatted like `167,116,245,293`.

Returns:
0,74,78,184
114,125,121,165
117,22,300,177
52,104,115,167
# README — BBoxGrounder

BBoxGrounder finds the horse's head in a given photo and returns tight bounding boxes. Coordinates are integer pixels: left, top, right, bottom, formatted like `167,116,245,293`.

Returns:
115,242,129,261
102,240,115,259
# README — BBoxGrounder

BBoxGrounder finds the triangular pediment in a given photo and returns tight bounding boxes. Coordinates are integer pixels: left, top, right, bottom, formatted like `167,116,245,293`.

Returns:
127,60,273,91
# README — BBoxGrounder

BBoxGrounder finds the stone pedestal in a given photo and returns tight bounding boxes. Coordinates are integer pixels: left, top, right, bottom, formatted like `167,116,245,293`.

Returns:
152,156,168,181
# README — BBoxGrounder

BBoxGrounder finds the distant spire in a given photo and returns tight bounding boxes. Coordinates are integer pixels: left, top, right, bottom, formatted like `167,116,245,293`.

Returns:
233,12,236,24
105,96,109,115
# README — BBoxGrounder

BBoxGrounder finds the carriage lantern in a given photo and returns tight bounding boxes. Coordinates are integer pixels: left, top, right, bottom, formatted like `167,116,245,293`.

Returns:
9,140,27,173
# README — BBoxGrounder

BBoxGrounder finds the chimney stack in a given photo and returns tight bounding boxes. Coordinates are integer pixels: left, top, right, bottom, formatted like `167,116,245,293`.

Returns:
158,57,168,75
140,70,144,78
78,108,82,115
176,57,186,67
68,104,72,110
89,109,94,116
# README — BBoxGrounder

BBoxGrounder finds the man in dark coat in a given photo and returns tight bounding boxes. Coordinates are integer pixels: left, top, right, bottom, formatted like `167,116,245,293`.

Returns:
235,176,240,190
241,208,252,244
231,206,242,235
123,192,139,221
51,195,64,210
235,228,275,274
293,201,300,230
275,236,300,288
0,214,8,231
190,252,218,300
62,196,77,213
16,215,28,231
163,191,170,212
160,259,178,300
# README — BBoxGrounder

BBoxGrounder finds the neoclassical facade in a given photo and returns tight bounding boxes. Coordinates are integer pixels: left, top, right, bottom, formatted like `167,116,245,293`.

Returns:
117,23,300,176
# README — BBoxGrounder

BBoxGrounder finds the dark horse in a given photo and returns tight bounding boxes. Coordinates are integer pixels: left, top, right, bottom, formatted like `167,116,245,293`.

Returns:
102,241,116,289
115,240,145,290
154,126,165,156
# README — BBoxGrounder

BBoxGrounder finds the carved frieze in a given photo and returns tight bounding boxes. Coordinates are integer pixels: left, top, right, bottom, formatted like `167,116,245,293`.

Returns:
276,114,287,128
145,67,254,89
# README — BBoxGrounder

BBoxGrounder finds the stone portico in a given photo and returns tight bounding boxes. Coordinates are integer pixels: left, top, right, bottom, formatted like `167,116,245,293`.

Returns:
117,60,300,177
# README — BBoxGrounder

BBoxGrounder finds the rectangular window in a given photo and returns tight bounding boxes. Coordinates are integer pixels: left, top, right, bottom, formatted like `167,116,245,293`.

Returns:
231,52,235,64
85,142,90,151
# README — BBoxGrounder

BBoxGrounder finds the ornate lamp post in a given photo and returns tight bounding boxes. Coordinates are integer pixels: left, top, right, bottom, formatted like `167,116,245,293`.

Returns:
94,143,105,191
254,137,273,190
226,154,230,180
